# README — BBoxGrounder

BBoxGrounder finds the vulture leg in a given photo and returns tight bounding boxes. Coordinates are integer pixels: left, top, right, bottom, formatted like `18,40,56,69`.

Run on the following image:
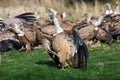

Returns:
25,43,31,51
47,50,60,66
18,36,31,51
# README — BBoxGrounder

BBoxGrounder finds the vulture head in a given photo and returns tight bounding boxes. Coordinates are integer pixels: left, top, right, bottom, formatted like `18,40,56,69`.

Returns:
105,3,113,15
114,1,120,15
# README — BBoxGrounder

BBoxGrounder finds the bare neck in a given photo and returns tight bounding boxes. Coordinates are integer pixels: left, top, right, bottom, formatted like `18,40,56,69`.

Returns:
53,17,63,36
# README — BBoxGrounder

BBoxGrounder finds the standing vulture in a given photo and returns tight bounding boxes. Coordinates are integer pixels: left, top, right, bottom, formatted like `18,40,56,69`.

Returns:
105,3,113,15
46,8,89,69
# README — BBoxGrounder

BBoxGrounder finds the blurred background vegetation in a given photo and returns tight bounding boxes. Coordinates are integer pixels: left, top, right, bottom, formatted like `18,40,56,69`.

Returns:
0,0,118,21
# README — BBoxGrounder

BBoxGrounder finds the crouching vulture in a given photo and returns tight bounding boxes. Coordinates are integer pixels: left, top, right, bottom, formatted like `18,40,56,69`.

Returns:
44,8,89,69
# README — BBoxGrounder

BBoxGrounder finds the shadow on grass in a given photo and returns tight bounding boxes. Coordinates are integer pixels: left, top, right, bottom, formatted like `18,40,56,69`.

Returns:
35,60,58,68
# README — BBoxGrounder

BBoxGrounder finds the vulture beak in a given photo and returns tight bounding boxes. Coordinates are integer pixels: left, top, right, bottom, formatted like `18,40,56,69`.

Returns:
105,3,112,11
49,14,54,19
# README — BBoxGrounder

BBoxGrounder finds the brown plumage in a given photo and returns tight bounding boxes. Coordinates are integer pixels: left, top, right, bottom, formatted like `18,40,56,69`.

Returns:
52,32,72,68
46,8,89,69
73,13,113,45
53,12,75,31
99,14,120,40
0,12,41,51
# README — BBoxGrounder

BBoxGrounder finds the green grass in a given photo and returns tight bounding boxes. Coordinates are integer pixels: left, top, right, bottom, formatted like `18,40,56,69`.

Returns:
0,42,120,80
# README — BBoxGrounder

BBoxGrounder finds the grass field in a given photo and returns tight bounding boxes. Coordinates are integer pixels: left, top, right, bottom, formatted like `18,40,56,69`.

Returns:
0,42,120,80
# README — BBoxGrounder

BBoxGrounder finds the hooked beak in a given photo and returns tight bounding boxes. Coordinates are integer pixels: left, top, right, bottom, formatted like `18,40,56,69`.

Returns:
49,14,54,19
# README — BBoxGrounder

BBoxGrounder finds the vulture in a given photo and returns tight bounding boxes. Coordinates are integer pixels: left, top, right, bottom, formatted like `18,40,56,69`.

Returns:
0,20,22,52
74,13,112,45
105,3,113,15
0,12,41,51
99,2,120,41
45,8,89,69
114,1,120,15
99,15,120,40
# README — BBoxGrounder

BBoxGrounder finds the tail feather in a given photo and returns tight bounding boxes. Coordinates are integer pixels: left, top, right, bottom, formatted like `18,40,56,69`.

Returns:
74,41,89,68
81,42,89,68
73,29,89,68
